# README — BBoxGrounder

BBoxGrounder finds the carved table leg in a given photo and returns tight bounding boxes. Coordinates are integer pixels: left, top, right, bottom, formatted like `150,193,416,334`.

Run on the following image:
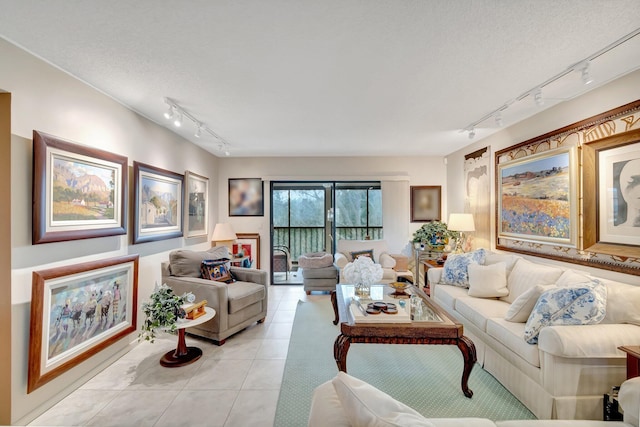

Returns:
334,334,351,372
456,335,477,398
331,290,339,325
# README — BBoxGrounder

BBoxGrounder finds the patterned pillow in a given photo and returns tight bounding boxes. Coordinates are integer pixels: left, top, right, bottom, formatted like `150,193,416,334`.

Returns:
201,259,235,283
524,279,607,344
441,249,486,287
350,249,374,261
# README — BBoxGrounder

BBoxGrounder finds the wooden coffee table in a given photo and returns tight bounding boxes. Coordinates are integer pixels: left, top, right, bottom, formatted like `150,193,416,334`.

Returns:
330,284,476,398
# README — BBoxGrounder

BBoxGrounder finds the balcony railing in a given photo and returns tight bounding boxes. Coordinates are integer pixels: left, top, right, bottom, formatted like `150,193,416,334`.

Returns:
273,227,383,261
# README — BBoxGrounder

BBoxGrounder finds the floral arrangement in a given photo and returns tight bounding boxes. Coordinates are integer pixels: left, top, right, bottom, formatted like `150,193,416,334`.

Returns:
139,283,194,343
342,256,383,286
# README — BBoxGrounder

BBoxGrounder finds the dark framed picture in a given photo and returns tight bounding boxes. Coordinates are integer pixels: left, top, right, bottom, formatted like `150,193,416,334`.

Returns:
410,186,441,222
28,254,139,393
233,233,261,269
32,131,128,244
133,162,184,244
583,128,640,259
497,147,578,247
184,171,209,238
229,178,264,216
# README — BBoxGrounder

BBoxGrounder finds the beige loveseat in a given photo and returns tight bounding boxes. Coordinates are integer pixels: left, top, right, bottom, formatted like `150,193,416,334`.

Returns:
161,246,268,345
334,239,410,283
428,251,640,420
308,372,640,427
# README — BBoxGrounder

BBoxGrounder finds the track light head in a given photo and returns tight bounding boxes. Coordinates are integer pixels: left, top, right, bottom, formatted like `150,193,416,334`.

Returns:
533,88,544,106
164,105,174,120
224,150,231,156
468,128,476,139
581,62,593,85
495,112,504,127
174,112,183,127
195,124,202,138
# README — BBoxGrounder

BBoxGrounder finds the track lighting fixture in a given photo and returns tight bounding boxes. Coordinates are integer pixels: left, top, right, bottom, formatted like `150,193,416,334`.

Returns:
581,61,593,85
533,88,544,106
495,112,503,127
163,97,231,156
468,128,476,139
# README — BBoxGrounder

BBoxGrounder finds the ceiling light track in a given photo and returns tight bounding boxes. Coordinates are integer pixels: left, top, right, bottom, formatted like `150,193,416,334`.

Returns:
163,97,231,156
461,26,640,139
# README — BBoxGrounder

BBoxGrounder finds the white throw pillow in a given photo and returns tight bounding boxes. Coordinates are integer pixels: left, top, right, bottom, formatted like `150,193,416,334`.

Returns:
332,372,435,427
600,278,640,326
555,269,591,287
484,252,521,273
505,284,554,323
501,258,563,304
467,262,509,298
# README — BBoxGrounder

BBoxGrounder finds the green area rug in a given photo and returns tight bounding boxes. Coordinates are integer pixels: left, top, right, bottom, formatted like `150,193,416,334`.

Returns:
274,299,536,426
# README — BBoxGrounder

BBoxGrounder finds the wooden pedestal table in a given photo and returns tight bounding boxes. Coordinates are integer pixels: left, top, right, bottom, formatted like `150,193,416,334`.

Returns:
331,284,476,398
160,307,216,367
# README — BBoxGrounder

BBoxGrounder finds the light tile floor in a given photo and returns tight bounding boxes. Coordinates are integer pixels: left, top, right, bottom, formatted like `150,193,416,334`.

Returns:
29,285,324,427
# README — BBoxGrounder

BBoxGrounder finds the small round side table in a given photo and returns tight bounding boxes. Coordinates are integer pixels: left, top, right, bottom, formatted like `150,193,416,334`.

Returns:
160,306,215,368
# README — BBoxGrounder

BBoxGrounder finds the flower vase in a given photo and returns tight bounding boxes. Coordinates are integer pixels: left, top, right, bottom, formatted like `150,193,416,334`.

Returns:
355,281,371,298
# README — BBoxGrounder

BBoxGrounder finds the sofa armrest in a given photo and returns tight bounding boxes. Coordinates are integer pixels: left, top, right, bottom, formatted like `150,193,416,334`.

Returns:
379,252,396,269
620,377,640,427
334,252,348,269
427,267,443,285
538,324,640,358
230,267,268,286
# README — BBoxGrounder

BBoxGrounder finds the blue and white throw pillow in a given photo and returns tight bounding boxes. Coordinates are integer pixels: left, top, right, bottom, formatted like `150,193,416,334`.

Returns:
524,278,607,344
441,249,486,287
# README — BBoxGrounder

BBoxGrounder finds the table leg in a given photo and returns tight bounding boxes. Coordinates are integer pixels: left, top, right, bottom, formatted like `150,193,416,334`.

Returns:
160,328,203,367
331,290,339,325
334,334,351,372
456,335,477,398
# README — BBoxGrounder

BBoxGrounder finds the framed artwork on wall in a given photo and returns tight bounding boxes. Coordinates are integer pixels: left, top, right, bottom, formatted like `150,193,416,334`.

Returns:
32,131,128,244
184,171,209,239
410,186,441,222
133,162,184,244
28,254,139,393
229,178,264,216
497,146,577,247
233,233,261,269
583,128,640,258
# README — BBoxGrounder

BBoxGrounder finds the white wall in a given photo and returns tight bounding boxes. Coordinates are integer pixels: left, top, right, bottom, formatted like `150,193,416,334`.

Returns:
445,69,640,284
1,38,221,424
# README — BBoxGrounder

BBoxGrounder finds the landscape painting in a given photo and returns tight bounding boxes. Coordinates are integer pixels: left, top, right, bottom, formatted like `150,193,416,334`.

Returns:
133,162,184,244
498,147,577,246
32,131,127,244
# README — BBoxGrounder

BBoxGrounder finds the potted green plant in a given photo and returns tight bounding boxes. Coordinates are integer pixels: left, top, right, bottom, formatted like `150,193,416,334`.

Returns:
139,283,194,343
412,221,459,251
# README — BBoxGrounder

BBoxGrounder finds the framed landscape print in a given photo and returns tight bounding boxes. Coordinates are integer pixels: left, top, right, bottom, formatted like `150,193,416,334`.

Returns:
497,146,577,247
28,254,138,393
410,186,441,222
229,178,264,216
32,131,128,244
233,233,261,268
184,171,209,238
133,162,184,244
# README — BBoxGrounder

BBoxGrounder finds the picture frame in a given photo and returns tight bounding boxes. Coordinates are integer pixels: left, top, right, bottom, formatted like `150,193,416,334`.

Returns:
410,186,441,222
497,146,577,247
229,178,264,216
32,131,128,244
184,171,209,238
133,162,184,244
583,128,640,258
233,233,261,268
28,254,139,393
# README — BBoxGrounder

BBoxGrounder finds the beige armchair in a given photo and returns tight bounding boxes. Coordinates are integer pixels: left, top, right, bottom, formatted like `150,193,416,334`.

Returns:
334,239,409,284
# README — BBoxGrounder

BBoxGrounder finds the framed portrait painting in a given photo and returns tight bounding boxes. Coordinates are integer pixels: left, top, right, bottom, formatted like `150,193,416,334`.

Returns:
32,131,128,244
28,254,138,393
133,162,184,244
184,171,209,238
410,186,441,222
229,178,264,216
233,233,261,268
497,146,578,247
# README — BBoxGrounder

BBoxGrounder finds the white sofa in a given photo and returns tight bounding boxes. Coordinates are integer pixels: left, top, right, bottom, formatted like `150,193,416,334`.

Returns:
334,239,409,283
427,251,640,420
308,372,640,427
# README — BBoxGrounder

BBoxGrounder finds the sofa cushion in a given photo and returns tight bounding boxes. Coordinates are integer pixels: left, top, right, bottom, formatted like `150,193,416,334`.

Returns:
331,372,435,427
524,279,607,344
504,284,554,323
600,278,640,326
484,252,521,273
538,323,640,358
467,262,509,298
486,318,540,367
555,269,591,287
308,380,350,427
455,297,511,332
169,246,230,277
432,284,469,311
441,249,486,287
501,258,563,304
227,281,265,314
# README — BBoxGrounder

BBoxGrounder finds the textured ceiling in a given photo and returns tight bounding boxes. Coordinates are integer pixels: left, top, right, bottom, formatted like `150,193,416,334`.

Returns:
1,1,640,157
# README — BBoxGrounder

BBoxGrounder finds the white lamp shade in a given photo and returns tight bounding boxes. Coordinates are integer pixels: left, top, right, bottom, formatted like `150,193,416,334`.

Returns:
447,213,475,232
211,223,237,242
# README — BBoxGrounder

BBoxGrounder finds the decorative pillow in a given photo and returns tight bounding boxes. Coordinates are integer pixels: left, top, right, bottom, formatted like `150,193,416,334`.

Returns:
331,372,435,427
467,262,508,298
350,249,374,261
501,258,563,304
524,279,607,344
484,252,521,274
505,284,554,323
555,269,591,287
441,249,486,287
200,259,235,283
600,278,640,326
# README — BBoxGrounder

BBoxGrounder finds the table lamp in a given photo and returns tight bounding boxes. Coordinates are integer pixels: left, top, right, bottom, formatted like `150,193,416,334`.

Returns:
447,213,475,253
211,223,237,252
